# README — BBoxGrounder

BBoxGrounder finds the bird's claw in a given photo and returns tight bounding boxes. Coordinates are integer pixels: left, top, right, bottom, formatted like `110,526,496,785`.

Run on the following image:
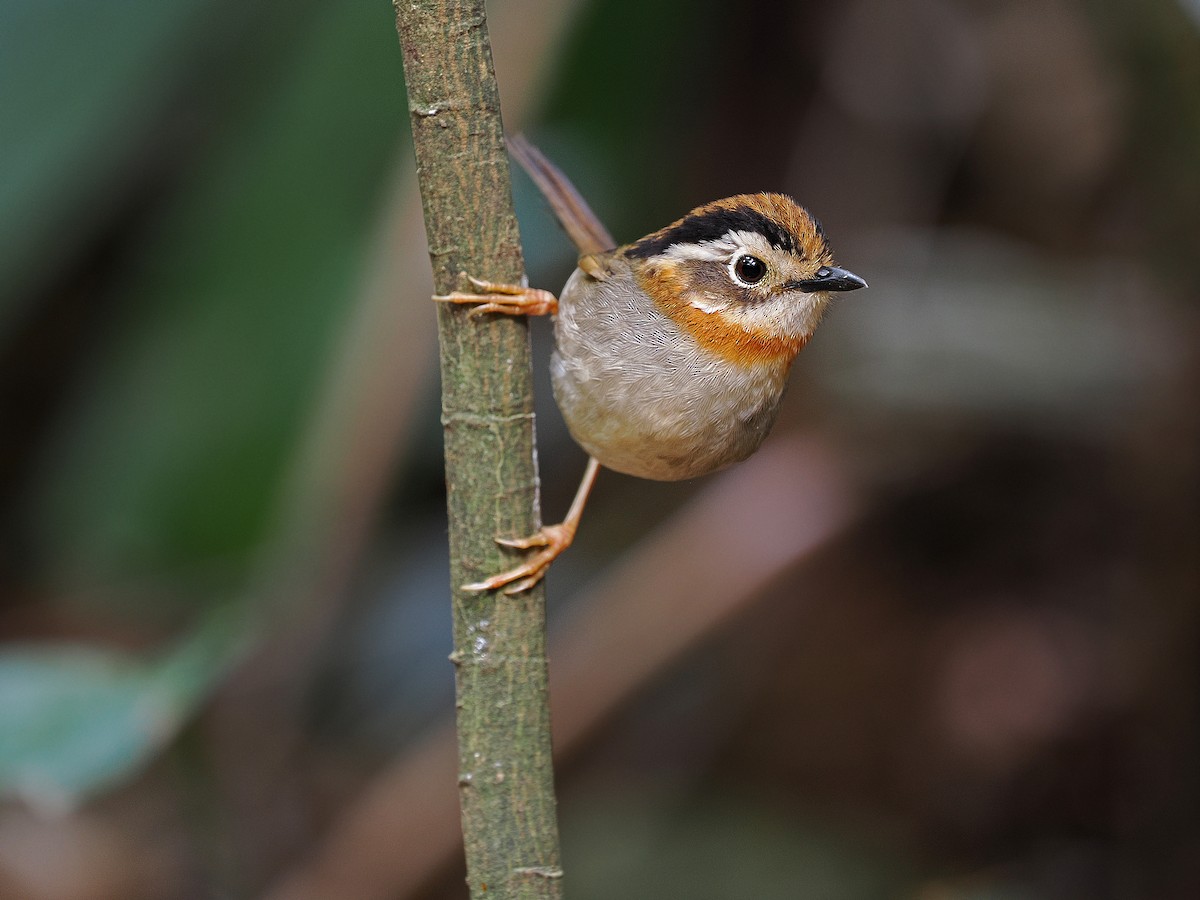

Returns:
463,524,574,595
433,272,558,317
495,532,551,550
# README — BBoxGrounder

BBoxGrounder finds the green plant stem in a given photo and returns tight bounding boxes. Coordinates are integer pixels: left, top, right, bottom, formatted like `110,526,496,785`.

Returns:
392,2,563,898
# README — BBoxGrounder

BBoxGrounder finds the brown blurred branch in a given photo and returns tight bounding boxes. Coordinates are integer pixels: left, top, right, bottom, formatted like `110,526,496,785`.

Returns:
392,1,561,898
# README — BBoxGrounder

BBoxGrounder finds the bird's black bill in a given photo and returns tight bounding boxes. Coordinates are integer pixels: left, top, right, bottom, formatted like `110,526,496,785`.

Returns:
791,266,867,293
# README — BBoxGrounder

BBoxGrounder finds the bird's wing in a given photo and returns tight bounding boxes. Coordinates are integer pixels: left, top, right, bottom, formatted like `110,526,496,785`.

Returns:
508,134,616,258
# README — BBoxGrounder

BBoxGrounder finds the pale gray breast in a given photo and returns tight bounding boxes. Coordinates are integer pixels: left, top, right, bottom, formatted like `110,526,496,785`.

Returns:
550,258,789,481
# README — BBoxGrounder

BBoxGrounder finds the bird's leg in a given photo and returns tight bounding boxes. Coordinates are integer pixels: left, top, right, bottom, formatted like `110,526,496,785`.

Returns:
464,456,601,595
434,273,558,317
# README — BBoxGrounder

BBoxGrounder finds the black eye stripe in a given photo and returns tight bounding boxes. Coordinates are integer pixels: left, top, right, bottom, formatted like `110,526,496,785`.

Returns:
627,204,802,259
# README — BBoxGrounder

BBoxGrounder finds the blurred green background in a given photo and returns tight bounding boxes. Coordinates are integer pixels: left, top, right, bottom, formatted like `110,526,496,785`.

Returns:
1,0,1197,897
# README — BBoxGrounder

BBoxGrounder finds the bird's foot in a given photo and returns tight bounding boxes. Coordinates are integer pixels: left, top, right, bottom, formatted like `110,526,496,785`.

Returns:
433,274,558,317
463,522,575,595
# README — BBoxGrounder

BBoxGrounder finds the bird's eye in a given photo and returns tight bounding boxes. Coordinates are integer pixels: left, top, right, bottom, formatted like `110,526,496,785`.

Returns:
733,254,767,285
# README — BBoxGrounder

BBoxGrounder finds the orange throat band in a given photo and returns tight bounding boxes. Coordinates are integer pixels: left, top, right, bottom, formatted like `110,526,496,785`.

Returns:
636,263,808,369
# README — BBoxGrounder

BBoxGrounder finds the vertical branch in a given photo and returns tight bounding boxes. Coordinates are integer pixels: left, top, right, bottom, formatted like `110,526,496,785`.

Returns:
392,2,562,899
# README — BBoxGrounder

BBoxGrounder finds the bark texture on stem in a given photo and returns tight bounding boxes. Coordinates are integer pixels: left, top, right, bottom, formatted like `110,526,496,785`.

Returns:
392,2,562,897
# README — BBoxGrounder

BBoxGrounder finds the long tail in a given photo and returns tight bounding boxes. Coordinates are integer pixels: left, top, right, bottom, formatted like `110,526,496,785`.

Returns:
507,134,615,256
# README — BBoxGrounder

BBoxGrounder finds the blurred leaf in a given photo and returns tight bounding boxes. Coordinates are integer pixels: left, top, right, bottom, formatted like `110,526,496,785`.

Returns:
31,0,408,602
0,605,251,809
0,0,224,338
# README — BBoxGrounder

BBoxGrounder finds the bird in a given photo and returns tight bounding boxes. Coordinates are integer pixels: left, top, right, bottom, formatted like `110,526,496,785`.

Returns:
435,135,866,593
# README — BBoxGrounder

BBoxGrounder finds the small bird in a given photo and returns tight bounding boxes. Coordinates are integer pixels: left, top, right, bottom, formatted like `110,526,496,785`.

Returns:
437,136,865,593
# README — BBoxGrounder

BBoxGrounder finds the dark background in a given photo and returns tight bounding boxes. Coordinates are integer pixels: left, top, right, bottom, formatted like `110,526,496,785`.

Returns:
0,0,1197,897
